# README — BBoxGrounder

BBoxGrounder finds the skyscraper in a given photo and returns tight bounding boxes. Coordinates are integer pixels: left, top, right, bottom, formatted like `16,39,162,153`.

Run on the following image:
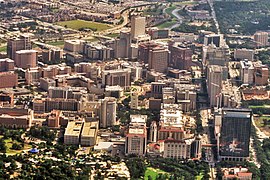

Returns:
148,46,170,73
7,34,32,60
254,31,268,47
131,16,146,39
15,50,37,69
207,65,222,107
216,108,252,161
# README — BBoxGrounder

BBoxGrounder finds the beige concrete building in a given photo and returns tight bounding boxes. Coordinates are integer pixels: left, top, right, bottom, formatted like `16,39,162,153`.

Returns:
64,121,83,145
64,40,85,53
102,68,131,90
159,139,191,159
100,97,117,128
15,50,37,69
207,65,222,107
131,16,146,39
81,121,98,146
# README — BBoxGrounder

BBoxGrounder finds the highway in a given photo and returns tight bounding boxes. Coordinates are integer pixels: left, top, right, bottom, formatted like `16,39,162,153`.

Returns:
170,8,184,29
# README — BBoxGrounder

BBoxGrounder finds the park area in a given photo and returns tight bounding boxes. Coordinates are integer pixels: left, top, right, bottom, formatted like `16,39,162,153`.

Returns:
56,19,112,31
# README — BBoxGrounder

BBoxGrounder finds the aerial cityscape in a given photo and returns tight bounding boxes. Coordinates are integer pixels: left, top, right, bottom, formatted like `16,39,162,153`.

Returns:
0,0,270,179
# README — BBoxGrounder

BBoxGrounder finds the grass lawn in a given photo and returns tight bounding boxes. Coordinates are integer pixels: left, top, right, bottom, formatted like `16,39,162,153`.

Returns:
47,41,65,48
0,46,7,52
56,19,112,31
144,167,168,180
4,138,31,155
156,20,177,29
106,33,120,38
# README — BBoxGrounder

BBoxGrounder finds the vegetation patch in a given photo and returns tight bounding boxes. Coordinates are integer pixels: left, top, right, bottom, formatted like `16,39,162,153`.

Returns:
56,20,112,31
0,46,7,52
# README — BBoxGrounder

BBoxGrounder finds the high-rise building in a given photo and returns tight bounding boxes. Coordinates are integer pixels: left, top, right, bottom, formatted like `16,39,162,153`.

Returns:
15,50,37,69
254,31,268,47
131,16,146,39
138,42,160,63
169,43,193,70
7,34,32,60
100,97,117,128
234,48,254,61
215,108,252,161
125,115,147,156
114,30,131,58
204,34,223,47
190,137,202,159
150,121,158,142
240,60,254,85
254,62,269,86
148,46,170,73
207,65,222,107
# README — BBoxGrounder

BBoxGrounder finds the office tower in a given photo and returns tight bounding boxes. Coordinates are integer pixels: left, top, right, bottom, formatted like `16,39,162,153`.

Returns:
150,121,157,142
216,108,252,161
234,48,254,61
0,58,14,72
102,68,131,90
203,45,230,67
254,63,269,86
0,72,18,89
42,49,63,62
125,115,147,156
131,16,146,39
240,60,254,85
148,46,170,73
84,43,114,61
138,42,160,63
130,92,138,109
207,65,222,107
190,137,202,159
64,40,85,53
100,97,117,128
114,30,131,58
7,34,32,60
254,31,268,47
15,50,37,69
169,43,193,70
204,34,223,47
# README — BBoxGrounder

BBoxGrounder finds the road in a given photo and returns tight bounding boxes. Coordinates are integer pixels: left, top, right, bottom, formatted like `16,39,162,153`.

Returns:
207,0,220,34
170,8,184,29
